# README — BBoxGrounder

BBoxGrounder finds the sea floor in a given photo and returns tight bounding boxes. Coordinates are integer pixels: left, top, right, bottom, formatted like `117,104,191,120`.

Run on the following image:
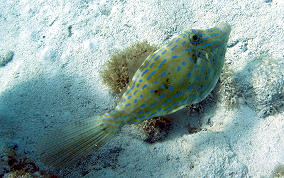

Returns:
1,0,284,177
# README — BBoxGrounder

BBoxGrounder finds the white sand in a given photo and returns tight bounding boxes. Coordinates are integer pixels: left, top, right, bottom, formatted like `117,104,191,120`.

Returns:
1,0,284,177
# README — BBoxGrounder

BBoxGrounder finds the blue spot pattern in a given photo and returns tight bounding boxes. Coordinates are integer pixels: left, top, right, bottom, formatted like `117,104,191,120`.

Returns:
159,94,165,99
154,55,160,61
161,72,167,77
147,71,156,80
141,69,149,76
173,92,183,98
150,102,157,107
171,45,178,50
188,84,194,90
158,59,167,68
150,63,155,68
196,76,200,81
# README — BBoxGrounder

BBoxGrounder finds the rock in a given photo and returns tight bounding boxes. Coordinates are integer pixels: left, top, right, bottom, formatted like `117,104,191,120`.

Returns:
0,50,14,67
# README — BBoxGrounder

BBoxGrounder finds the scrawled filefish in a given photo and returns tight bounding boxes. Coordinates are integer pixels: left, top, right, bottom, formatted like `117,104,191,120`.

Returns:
37,24,231,168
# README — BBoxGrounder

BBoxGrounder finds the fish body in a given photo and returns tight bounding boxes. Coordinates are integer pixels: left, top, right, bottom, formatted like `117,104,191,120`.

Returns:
38,24,231,167
100,23,231,133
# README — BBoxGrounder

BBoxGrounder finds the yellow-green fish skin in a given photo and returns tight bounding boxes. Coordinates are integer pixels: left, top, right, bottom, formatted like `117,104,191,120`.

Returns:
100,24,231,133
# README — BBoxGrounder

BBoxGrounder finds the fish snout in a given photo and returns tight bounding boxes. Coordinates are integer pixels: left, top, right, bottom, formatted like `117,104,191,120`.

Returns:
217,23,232,34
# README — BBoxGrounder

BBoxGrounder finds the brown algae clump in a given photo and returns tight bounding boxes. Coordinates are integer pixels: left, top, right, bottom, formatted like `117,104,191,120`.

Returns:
2,145,58,178
100,41,158,95
271,164,284,178
217,63,241,108
137,116,172,143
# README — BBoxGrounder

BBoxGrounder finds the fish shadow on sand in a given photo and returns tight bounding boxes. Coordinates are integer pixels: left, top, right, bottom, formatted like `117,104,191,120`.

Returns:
0,56,273,177
0,69,110,172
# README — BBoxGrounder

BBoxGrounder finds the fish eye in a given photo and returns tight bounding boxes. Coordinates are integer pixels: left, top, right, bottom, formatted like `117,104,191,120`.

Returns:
190,34,201,43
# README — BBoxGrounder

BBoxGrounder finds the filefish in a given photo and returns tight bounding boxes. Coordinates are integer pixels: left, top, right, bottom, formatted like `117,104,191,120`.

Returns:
37,24,231,168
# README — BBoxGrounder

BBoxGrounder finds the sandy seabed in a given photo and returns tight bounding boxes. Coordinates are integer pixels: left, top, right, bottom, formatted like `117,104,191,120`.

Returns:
0,0,284,177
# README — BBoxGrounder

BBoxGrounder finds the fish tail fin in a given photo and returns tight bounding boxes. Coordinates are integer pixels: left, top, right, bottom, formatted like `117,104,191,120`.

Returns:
37,115,116,168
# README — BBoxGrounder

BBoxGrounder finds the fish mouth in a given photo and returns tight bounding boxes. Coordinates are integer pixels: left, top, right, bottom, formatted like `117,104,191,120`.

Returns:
217,23,232,35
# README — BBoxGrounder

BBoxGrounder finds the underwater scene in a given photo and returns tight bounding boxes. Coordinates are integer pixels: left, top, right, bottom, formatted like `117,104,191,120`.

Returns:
0,0,284,177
